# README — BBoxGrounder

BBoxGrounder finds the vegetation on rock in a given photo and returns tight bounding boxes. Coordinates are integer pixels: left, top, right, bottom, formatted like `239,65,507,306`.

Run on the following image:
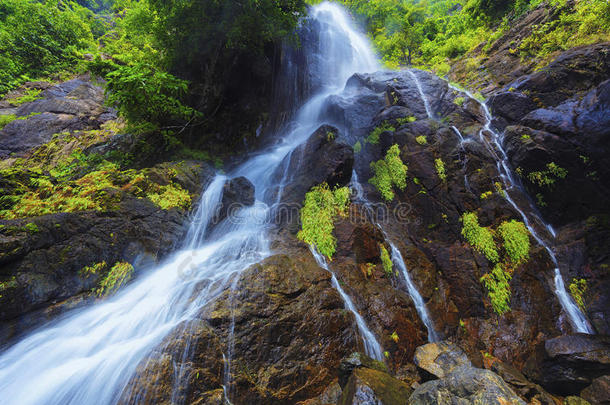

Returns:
96,261,134,297
380,244,393,277
369,144,408,201
298,183,350,259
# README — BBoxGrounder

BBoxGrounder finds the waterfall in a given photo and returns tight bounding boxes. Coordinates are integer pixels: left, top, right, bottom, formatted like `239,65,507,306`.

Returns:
0,2,386,404
351,171,439,342
450,84,594,334
407,70,433,118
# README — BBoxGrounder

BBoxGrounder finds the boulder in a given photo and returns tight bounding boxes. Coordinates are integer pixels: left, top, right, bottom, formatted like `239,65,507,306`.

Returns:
210,176,255,228
339,367,412,405
488,91,539,125
540,334,610,395
339,352,389,388
581,375,610,405
408,366,526,405
413,341,471,379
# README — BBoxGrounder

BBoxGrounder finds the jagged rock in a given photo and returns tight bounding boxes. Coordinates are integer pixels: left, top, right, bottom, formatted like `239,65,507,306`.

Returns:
488,91,540,126
581,375,610,405
297,381,343,405
413,341,472,380
339,367,412,405
408,366,526,405
540,334,610,395
339,352,389,388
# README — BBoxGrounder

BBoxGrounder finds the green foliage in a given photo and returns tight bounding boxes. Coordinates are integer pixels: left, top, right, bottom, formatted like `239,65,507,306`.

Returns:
435,158,447,182
497,220,530,265
453,97,465,106
147,184,191,210
106,63,200,128
367,121,395,145
353,140,362,154
480,191,493,199
380,244,393,277
24,222,39,233
0,114,17,130
8,89,42,106
0,0,96,94
80,261,108,277
480,263,512,316
96,261,134,297
461,212,498,263
369,144,407,201
396,116,416,126
569,278,587,311
527,162,568,188
415,136,428,145
297,183,350,260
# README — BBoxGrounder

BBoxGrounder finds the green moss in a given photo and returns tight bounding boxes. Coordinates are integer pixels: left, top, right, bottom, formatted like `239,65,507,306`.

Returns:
80,261,108,277
569,278,587,311
480,263,512,315
147,183,191,210
369,144,407,201
435,158,447,182
9,89,42,106
415,136,427,145
520,134,531,142
297,183,350,260
353,140,362,154
461,212,499,263
96,261,134,297
480,191,493,200
498,220,530,265
367,122,395,145
396,116,416,126
380,244,393,277
24,222,39,233
0,114,18,130
454,97,465,106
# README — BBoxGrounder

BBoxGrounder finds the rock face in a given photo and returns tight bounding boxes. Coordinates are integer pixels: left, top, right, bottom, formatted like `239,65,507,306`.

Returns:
339,367,412,405
0,78,116,159
409,366,526,405
210,176,256,228
0,161,213,344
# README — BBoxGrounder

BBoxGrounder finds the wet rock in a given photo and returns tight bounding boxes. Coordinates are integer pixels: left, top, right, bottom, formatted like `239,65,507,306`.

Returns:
581,375,610,405
339,352,389,388
408,366,526,405
275,124,354,230
297,381,342,405
211,176,255,227
413,341,471,380
339,367,412,405
488,91,539,125
565,397,592,405
540,334,610,395
0,161,213,344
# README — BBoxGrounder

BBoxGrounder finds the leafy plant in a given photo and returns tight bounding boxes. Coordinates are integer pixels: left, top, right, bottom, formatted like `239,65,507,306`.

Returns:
298,183,350,259
569,278,587,311
435,158,446,182
380,244,393,277
498,220,530,265
367,121,395,145
480,263,512,315
96,261,134,297
415,135,428,145
527,162,568,188
461,212,499,263
369,144,407,201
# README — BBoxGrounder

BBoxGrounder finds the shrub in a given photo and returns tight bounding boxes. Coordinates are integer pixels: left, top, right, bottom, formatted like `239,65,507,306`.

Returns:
380,244,393,277
461,212,499,263
369,144,407,201
480,264,512,315
353,140,362,154
527,162,568,188
498,220,530,265
0,114,17,130
96,261,134,297
297,183,350,259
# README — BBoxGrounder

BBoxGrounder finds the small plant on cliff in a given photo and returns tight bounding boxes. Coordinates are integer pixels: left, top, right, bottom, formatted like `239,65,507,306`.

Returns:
397,116,416,126
498,220,530,265
0,114,18,130
527,162,568,188
369,144,407,201
569,278,587,311
298,183,350,259
461,212,499,263
453,97,465,106
435,158,447,182
415,136,428,145
96,261,134,297
367,121,395,145
380,244,393,277
480,263,512,315
147,184,191,210
80,261,108,277
353,140,362,154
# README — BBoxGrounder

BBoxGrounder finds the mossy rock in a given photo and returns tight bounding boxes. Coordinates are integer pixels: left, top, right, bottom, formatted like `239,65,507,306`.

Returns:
339,367,412,405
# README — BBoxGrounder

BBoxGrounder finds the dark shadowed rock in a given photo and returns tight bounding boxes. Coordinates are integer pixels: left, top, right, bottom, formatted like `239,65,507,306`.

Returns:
211,176,255,227
540,334,610,395
581,375,610,405
488,91,539,125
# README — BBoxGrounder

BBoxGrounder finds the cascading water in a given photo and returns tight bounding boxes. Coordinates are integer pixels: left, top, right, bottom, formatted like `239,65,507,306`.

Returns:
351,172,439,342
407,70,433,119
0,2,387,403
310,247,384,360
450,84,594,334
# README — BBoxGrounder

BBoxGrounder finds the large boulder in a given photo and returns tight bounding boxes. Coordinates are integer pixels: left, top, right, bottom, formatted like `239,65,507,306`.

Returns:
413,341,471,380
339,367,412,405
581,375,610,405
408,366,526,405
